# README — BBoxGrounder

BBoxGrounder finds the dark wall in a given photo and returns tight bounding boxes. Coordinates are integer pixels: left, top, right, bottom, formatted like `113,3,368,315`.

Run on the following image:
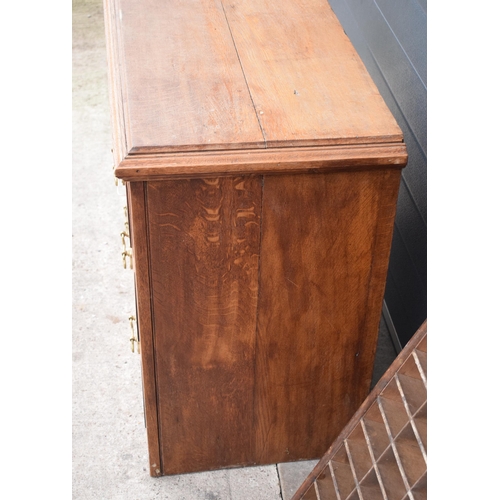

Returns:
327,0,427,348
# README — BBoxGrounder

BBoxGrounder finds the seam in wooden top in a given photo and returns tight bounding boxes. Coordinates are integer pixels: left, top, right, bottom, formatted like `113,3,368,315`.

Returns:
220,0,268,148
106,0,405,157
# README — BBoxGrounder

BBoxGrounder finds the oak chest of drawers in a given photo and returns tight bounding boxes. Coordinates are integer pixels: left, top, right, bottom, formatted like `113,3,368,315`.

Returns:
104,0,407,477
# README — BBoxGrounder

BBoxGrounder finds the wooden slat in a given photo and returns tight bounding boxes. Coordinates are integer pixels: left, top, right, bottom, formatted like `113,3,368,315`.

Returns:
145,177,262,474
378,394,410,440
253,169,401,463
315,465,338,499
413,404,427,453
330,447,356,499
302,485,319,500
359,469,385,500
393,424,427,487
411,471,427,500
360,420,388,499
363,405,391,460
376,446,408,499
346,425,373,481
114,0,265,154
221,0,402,148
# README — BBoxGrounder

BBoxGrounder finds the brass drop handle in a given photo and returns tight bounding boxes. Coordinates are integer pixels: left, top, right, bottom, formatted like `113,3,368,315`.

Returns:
121,226,133,270
124,205,129,231
129,315,140,353
122,249,133,269
121,230,129,248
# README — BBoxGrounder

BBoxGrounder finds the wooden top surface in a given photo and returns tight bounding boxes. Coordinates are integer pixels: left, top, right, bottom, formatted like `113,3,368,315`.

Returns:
105,0,405,175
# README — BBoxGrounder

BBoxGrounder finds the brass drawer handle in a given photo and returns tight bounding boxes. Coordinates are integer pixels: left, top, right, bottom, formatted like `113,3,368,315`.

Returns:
120,230,130,248
122,249,133,269
129,316,140,354
122,207,130,238
121,221,133,269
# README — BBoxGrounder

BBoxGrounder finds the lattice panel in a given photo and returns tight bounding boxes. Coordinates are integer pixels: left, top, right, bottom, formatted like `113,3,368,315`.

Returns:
293,322,427,500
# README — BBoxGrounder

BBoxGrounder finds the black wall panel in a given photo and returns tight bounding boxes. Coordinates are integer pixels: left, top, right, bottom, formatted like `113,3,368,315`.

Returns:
327,0,427,347
376,0,427,84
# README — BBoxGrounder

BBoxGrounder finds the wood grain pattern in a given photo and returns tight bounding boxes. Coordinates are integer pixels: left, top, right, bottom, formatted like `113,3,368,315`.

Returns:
104,0,409,478
130,168,402,475
105,0,404,159
145,177,262,474
221,0,402,148
254,169,401,464
127,182,162,476
115,143,407,181
114,0,264,154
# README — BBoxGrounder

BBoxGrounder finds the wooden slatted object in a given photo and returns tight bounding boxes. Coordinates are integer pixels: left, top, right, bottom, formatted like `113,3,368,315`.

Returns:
292,321,427,500
104,0,408,476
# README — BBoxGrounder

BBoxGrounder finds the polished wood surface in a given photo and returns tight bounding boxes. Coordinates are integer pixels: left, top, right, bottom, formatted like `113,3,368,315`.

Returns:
103,0,408,477
106,0,403,161
254,169,401,464
146,177,262,473
221,0,402,148
130,168,401,474
115,143,407,181
110,0,264,154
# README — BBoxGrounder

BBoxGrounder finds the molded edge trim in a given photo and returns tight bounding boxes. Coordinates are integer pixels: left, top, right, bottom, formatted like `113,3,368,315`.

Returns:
115,143,407,181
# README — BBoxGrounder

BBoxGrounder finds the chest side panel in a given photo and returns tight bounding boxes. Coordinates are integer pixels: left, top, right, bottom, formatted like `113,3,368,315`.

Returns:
254,168,401,463
145,176,262,474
